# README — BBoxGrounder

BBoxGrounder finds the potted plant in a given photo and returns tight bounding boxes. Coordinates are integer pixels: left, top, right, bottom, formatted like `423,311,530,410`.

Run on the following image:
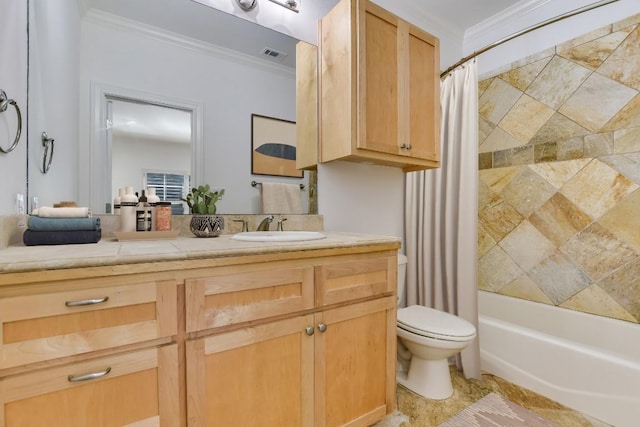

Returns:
182,184,225,237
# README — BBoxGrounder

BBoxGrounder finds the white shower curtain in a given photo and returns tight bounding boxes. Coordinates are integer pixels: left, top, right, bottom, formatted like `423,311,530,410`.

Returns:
404,60,480,379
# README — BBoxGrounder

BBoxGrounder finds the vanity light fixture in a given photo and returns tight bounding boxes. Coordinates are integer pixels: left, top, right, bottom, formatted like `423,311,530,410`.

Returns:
267,0,299,13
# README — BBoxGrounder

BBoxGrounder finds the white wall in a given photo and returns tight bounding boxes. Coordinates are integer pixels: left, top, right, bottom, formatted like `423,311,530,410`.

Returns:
78,14,305,214
28,0,81,211
0,1,27,217
318,162,405,239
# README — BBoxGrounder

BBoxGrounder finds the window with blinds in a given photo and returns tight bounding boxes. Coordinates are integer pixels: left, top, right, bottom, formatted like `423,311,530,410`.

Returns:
145,172,190,215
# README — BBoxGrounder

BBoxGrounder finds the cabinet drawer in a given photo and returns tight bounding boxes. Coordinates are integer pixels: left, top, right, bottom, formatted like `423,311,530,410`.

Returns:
185,264,314,332
0,281,177,370
315,254,396,306
0,344,179,427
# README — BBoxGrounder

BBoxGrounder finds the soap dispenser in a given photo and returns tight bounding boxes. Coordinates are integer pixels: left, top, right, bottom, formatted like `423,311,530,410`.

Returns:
146,187,161,231
113,188,124,215
136,190,151,232
120,186,138,232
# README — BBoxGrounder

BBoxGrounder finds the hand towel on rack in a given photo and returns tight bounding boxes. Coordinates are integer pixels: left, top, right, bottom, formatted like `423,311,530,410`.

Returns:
260,182,303,214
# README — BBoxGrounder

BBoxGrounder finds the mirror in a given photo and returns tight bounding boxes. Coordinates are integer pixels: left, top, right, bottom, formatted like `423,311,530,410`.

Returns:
28,0,315,214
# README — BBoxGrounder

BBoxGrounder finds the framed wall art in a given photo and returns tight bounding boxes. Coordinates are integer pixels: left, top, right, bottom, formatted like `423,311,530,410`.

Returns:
251,114,302,178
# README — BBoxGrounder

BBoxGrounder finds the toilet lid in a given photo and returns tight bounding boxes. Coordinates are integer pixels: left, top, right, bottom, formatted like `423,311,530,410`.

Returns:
397,305,476,341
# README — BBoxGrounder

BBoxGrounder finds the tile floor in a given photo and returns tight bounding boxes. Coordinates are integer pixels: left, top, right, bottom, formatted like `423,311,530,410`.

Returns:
395,367,611,427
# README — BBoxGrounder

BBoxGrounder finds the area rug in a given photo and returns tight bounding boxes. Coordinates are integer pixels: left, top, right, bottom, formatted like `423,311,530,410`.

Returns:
373,410,410,427
438,393,561,427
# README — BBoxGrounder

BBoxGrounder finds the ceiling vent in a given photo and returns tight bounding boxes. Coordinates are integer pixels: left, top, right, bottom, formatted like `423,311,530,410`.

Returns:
260,47,288,62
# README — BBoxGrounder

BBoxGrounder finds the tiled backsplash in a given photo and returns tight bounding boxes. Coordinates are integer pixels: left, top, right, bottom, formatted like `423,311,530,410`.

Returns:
477,13,640,324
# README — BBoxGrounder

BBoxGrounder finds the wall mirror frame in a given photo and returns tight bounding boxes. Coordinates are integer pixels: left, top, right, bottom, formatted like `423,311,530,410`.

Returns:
89,82,204,213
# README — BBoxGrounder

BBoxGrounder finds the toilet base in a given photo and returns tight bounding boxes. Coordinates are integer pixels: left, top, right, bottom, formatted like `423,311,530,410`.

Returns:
397,357,453,400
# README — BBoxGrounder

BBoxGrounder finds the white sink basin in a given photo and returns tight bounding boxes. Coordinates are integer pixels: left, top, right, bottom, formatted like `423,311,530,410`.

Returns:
231,231,326,242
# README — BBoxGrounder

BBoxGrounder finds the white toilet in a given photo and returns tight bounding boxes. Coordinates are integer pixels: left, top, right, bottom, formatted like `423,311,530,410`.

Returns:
396,254,477,400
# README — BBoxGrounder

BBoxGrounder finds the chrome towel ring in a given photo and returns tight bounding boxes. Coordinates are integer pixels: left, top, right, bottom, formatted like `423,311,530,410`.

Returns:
41,131,55,173
0,89,22,154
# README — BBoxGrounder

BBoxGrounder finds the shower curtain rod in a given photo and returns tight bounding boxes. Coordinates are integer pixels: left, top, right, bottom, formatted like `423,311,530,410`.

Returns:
440,0,620,78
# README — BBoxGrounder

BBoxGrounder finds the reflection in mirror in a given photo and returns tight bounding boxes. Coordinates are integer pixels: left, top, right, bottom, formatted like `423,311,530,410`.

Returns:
90,82,203,215
28,0,313,215
108,98,192,214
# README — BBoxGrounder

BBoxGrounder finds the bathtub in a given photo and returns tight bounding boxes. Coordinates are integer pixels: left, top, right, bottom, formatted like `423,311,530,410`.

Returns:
478,290,640,427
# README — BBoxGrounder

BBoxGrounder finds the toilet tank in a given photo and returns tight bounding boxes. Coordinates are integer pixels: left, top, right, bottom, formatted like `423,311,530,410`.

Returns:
397,254,408,306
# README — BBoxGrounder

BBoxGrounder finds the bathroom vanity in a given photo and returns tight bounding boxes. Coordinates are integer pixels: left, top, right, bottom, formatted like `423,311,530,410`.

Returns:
0,233,399,426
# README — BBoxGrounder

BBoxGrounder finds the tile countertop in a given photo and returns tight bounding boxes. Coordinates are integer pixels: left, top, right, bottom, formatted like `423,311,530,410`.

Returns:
0,232,401,274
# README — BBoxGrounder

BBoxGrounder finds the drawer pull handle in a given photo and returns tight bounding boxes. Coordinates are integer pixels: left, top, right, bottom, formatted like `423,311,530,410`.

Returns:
317,323,327,333
65,296,109,307
68,367,112,383
304,326,314,336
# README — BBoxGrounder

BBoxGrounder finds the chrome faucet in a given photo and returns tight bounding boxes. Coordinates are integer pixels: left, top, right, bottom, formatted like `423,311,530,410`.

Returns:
232,219,249,232
277,216,288,231
257,215,274,231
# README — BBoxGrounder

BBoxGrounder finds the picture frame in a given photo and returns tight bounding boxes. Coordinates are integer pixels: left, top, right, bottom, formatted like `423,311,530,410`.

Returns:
251,114,302,178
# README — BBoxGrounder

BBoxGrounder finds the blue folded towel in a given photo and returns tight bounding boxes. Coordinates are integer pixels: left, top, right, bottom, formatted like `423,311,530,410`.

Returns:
28,216,100,231
23,229,102,246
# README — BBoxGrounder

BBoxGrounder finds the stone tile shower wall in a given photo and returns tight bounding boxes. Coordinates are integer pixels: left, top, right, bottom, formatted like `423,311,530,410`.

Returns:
477,13,640,324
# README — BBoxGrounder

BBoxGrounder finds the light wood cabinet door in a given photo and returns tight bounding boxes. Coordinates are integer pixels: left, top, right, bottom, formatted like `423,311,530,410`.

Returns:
0,344,179,427
0,281,177,370
186,315,315,426
358,1,400,157
405,20,440,163
314,297,396,427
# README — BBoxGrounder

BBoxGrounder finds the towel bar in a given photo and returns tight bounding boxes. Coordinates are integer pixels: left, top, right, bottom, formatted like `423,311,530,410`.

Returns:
41,131,55,173
0,89,22,154
251,180,305,190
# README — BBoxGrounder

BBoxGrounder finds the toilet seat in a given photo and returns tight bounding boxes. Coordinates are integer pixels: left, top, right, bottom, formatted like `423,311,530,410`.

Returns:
397,305,476,342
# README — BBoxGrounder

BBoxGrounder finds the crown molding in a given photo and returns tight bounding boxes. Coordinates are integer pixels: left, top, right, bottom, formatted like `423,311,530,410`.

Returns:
464,0,555,49
372,0,464,46
83,9,295,76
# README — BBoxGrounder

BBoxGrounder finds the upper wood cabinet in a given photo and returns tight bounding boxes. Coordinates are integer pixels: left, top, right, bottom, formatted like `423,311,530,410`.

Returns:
319,0,440,172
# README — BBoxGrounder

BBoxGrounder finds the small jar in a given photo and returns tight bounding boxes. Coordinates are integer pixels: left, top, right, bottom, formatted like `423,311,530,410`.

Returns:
155,202,172,231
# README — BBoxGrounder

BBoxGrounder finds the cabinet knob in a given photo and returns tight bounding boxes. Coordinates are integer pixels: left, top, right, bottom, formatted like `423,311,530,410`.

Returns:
304,326,315,336
400,143,413,150
317,323,327,333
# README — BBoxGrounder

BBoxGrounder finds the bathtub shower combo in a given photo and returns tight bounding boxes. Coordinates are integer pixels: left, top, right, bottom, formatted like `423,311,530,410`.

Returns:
478,290,640,427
